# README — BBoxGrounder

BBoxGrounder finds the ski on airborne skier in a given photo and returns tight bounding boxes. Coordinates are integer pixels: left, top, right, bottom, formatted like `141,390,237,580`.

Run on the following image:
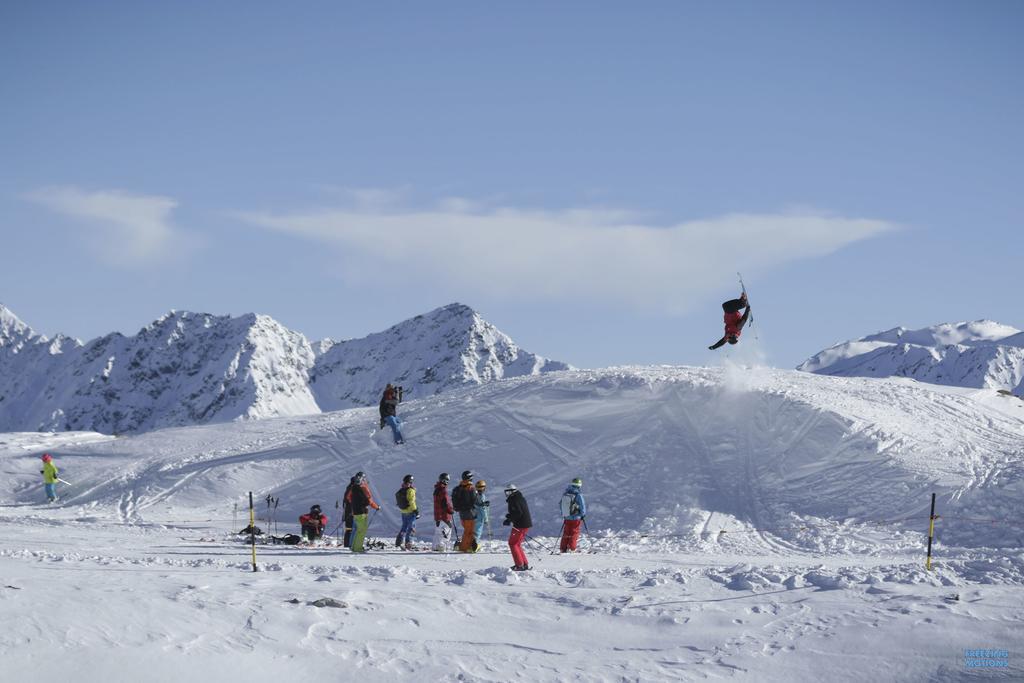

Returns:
737,271,754,329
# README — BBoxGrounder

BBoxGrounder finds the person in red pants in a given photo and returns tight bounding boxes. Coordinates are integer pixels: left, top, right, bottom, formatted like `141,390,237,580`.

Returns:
502,484,533,571
559,477,586,552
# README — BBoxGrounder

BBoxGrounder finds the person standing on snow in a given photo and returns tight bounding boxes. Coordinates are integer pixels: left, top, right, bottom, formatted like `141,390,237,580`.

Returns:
453,471,478,552
474,479,491,547
432,472,455,552
40,454,59,503
708,291,752,350
503,484,533,571
342,476,358,548
380,384,405,444
349,472,380,553
299,504,328,542
395,474,419,549
559,478,587,552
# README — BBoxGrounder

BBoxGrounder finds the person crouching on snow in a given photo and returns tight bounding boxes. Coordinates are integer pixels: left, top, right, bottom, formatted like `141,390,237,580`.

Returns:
299,504,327,541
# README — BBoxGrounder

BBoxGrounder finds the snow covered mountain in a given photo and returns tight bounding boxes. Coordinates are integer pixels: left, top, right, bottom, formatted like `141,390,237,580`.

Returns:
309,303,570,410
798,320,1024,397
0,302,569,434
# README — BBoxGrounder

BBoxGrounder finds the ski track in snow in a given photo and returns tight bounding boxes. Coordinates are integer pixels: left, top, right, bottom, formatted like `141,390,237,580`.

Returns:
2,366,1023,681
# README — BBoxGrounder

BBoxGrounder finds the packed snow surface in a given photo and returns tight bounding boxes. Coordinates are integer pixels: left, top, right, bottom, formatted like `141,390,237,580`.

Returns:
2,366,1022,681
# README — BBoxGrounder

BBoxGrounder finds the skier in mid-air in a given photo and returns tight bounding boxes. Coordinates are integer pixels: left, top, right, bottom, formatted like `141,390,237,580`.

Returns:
708,291,751,350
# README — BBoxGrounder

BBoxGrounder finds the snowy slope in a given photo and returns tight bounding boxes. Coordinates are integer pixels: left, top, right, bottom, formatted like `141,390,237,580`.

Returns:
0,302,569,434
5,366,1021,547
2,366,1022,681
798,320,1024,397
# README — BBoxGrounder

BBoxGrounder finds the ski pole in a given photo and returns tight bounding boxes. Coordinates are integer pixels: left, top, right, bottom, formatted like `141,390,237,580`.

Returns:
524,533,555,553
56,478,73,486
552,521,566,554
582,517,594,553
273,497,279,534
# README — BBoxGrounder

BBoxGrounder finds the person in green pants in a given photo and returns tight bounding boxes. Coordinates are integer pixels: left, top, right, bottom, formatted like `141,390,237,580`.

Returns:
348,472,380,552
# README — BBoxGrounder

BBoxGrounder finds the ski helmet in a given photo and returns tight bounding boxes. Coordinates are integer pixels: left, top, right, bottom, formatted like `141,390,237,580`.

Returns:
41,453,52,462
403,474,414,484
355,471,366,483
727,335,739,344
310,504,321,514
461,470,473,481
571,477,582,487
504,483,517,495
438,472,450,483
475,480,487,490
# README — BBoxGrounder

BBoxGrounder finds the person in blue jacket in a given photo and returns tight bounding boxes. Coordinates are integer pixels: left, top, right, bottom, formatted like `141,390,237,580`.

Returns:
559,477,586,552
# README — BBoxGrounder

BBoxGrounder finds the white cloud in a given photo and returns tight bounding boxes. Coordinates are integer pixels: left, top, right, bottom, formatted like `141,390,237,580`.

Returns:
26,186,192,267
237,197,898,313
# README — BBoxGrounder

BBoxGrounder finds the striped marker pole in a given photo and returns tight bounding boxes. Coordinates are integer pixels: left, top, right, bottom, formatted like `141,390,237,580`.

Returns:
249,491,258,572
926,493,936,571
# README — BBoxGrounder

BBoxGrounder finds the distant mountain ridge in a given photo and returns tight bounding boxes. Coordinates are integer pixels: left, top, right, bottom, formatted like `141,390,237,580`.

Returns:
0,303,571,434
798,320,1024,397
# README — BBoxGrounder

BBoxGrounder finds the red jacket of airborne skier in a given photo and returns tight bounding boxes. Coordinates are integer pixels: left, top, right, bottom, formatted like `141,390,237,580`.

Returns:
433,481,454,523
724,310,745,338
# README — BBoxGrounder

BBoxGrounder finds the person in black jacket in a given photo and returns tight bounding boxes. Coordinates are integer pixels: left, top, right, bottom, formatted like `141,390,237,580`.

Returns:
502,484,532,571
342,476,358,547
379,384,405,444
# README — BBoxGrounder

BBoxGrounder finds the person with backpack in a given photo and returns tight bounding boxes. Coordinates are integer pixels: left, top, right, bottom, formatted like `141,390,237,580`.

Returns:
379,384,405,444
394,474,419,549
40,453,59,503
342,476,358,547
559,477,587,552
453,470,478,552
502,484,532,571
349,471,380,553
432,472,455,552
299,504,328,542
474,479,491,547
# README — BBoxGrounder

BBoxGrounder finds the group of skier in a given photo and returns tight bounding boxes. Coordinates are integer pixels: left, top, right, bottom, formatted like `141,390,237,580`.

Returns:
298,470,586,571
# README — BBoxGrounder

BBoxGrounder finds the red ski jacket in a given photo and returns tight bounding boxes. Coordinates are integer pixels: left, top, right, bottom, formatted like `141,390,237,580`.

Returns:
299,513,327,528
724,311,744,338
433,482,454,523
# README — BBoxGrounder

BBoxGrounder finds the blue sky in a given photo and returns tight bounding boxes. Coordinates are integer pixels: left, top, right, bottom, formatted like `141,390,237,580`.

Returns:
1,2,1021,369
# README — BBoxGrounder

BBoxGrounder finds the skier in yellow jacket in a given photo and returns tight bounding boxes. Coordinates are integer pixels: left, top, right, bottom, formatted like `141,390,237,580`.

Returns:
395,474,419,549
40,453,59,502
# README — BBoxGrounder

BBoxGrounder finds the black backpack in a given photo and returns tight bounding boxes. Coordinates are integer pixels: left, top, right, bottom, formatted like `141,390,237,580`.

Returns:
395,487,408,508
451,485,468,511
